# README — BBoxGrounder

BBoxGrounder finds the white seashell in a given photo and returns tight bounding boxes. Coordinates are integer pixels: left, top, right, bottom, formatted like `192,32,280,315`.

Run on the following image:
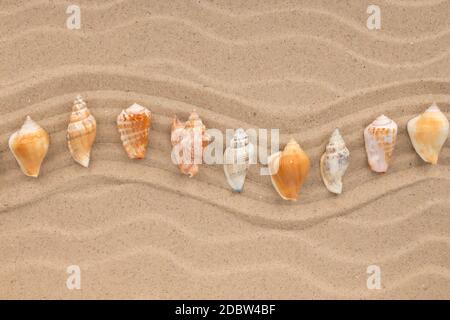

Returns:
67,95,97,167
320,129,350,194
407,103,449,164
223,128,255,192
9,116,50,177
364,115,398,173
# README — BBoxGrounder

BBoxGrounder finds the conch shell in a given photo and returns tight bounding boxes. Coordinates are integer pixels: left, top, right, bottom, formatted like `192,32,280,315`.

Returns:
407,103,449,164
320,129,350,194
117,103,152,159
67,95,97,167
364,115,397,173
170,111,211,177
268,139,310,201
223,128,255,192
9,116,50,177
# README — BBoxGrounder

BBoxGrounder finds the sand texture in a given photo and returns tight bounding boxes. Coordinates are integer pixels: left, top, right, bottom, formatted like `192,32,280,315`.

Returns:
0,0,449,299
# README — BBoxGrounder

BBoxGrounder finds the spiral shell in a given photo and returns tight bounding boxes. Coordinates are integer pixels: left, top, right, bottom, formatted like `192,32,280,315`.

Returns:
9,116,50,178
117,103,152,159
170,111,211,177
320,129,350,194
364,115,397,173
223,128,255,192
407,103,449,164
268,139,310,201
67,95,97,167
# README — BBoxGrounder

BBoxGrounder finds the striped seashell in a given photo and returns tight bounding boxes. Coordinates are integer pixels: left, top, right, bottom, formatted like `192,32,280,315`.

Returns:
364,115,397,173
320,129,350,194
223,128,255,192
67,95,97,167
170,111,211,177
117,103,152,159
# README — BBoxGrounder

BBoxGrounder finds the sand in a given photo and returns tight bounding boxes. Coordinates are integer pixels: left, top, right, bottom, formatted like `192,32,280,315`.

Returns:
0,0,449,299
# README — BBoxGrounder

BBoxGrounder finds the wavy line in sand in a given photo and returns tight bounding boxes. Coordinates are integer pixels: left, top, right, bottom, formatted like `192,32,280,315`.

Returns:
197,1,450,42
0,255,354,297
124,59,346,95
199,0,450,12
2,202,449,265
1,241,448,298
2,0,447,14
1,181,448,288
2,59,345,96
1,63,448,99
0,161,449,230
2,180,449,243
1,248,449,297
1,19,448,69
0,65,448,126
0,66,450,130
383,0,449,7
339,200,450,227
1,0,449,45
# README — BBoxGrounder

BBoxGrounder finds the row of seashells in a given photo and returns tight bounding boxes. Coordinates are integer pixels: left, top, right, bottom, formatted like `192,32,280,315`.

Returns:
279,103,448,200
8,97,449,202
8,95,152,177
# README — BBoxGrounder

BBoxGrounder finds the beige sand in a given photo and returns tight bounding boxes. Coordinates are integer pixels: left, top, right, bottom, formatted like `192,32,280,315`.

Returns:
0,0,449,299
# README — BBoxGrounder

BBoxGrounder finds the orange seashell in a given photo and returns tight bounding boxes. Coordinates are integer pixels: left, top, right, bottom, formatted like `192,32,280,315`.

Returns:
117,103,152,159
170,111,211,177
67,95,97,167
268,139,310,201
9,116,50,178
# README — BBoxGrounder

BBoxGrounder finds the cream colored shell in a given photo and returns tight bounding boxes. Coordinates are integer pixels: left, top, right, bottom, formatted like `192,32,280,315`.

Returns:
67,95,97,167
223,128,255,192
364,115,397,173
407,103,449,164
320,129,350,194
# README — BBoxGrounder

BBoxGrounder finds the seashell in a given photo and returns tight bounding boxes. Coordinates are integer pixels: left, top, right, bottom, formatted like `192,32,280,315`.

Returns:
407,103,449,164
223,128,255,192
9,116,50,178
364,114,397,173
320,129,350,194
268,139,310,201
67,95,97,167
170,111,211,177
117,103,152,159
